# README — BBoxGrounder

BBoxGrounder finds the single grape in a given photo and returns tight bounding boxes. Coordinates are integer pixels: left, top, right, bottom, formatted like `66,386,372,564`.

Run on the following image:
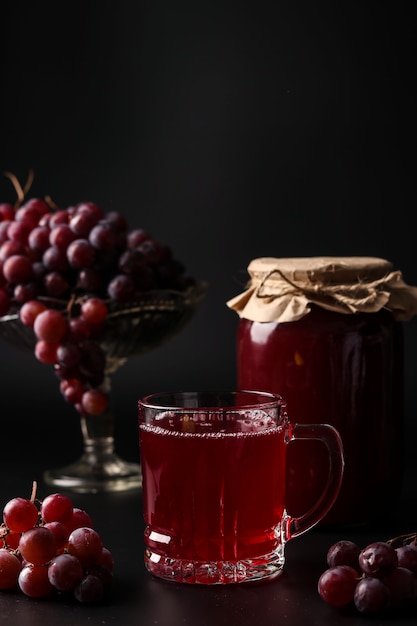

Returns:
2,254,34,284
384,566,416,608
85,564,113,593
68,316,91,341
69,210,100,237
40,493,74,524
3,497,39,533
88,222,117,251
107,273,136,301
56,341,82,368
66,238,96,269
48,553,84,591
358,541,398,578
67,527,103,567
15,204,43,229
42,245,70,272
7,221,31,245
76,267,103,293
0,202,15,221
354,577,390,614
19,299,47,327
49,223,76,249
28,225,51,253
81,389,109,416
19,526,57,565
317,565,358,607
98,547,114,573
4,530,21,550
43,271,70,297
0,548,22,589
395,544,417,574
47,209,69,227
44,521,68,550
18,563,54,598
64,508,94,535
127,228,148,248
13,281,38,304
326,540,361,570
35,339,60,364
74,573,104,604
33,309,67,342
80,297,108,325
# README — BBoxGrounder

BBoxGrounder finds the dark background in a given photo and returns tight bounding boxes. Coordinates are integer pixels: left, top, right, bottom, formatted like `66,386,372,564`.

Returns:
0,2,416,489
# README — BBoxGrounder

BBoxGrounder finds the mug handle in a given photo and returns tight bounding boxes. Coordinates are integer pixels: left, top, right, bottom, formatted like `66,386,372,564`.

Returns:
284,423,345,540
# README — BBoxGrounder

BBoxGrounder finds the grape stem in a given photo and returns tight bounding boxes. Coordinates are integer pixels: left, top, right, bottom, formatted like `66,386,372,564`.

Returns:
386,532,417,547
30,481,38,503
3,169,34,208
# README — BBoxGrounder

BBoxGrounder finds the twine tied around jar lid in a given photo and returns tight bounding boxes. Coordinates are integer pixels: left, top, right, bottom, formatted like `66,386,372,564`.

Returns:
227,257,417,323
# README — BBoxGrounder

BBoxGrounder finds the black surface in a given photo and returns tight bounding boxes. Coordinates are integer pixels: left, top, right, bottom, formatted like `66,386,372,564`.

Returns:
1,459,416,626
1,3,416,624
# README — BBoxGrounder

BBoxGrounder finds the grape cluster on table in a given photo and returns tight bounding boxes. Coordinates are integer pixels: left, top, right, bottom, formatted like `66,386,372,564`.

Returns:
0,483,113,604
0,187,197,416
318,537,417,616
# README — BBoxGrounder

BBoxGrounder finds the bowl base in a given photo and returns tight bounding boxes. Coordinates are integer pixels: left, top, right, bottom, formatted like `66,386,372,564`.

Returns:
43,453,142,493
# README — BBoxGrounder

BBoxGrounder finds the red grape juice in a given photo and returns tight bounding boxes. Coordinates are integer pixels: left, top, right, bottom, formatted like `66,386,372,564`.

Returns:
140,413,286,565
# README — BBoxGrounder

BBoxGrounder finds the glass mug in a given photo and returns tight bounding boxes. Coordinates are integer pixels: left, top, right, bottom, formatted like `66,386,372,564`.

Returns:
138,390,344,585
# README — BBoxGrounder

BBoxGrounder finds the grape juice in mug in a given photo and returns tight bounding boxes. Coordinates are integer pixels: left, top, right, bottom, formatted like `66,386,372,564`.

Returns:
138,390,344,584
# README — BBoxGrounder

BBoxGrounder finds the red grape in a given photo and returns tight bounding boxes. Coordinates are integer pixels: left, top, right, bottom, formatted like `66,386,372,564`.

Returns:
358,541,398,578
3,254,34,283
64,508,94,534
318,565,358,607
0,202,15,221
326,539,360,570
40,493,73,524
28,225,51,252
18,564,53,598
81,389,109,416
67,527,103,567
74,573,104,604
33,309,67,342
0,549,22,589
66,238,96,268
81,297,108,325
354,577,390,614
19,526,57,565
35,339,59,364
48,553,84,591
19,299,47,327
3,497,39,532
396,544,417,574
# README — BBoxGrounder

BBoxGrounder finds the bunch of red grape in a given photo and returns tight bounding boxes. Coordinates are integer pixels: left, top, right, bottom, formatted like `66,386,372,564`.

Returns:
0,175,196,416
0,483,113,604
318,536,417,615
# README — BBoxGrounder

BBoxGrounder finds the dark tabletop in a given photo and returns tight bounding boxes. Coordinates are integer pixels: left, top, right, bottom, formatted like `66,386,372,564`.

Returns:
1,453,416,626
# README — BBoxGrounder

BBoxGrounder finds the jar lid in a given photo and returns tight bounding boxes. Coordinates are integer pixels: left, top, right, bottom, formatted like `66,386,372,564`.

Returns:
248,256,393,284
227,256,417,323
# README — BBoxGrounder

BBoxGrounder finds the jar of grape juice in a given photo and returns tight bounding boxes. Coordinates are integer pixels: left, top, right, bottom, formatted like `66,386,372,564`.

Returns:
227,257,417,526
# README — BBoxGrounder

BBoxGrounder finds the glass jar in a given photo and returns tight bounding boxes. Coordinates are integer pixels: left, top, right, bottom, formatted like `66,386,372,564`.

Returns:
227,257,417,526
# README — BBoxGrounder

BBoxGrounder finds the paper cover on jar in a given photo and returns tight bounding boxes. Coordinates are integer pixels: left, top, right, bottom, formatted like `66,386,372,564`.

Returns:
226,257,417,323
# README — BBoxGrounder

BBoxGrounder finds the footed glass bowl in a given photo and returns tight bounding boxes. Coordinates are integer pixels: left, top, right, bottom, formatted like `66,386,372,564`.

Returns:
0,284,207,493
